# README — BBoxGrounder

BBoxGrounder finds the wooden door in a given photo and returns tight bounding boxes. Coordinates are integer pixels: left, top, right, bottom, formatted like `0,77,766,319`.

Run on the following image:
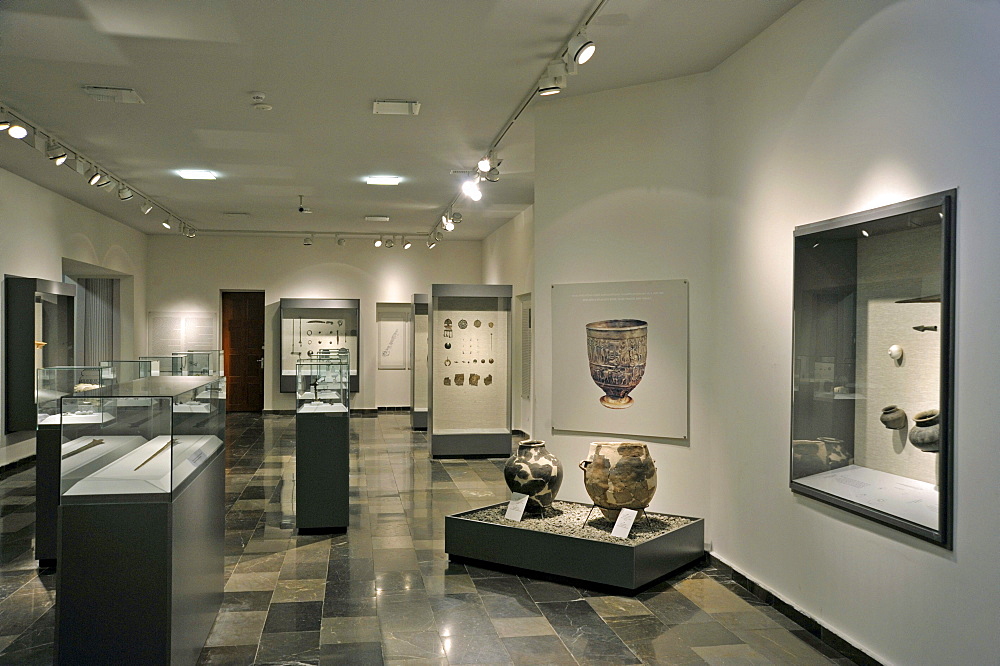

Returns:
222,291,265,411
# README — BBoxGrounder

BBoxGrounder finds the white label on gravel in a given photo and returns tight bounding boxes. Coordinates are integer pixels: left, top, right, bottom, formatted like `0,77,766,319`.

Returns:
612,508,639,538
505,493,529,521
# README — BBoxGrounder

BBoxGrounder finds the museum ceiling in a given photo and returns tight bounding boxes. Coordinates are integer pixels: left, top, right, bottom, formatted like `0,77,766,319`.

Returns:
0,0,798,241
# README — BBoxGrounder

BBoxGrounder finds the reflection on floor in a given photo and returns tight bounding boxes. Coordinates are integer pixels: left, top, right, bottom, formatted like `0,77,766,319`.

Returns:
0,412,859,665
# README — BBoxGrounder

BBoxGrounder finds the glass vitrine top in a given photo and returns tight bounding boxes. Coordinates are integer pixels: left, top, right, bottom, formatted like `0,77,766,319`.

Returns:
296,352,349,414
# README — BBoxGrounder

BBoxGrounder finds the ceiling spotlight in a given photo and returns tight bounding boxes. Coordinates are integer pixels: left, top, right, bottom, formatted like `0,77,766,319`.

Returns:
162,217,172,230
861,229,870,237
443,219,455,232
366,175,401,186
462,177,482,201
117,185,134,201
303,234,314,246
484,166,500,183
95,176,112,188
374,237,383,248
433,231,444,242
337,236,347,247
567,31,596,65
426,237,437,249
140,201,154,215
0,118,9,131
46,142,68,165
477,151,495,173
384,237,395,248
86,168,102,186
7,124,28,139
451,212,462,224
402,239,412,249
538,61,568,96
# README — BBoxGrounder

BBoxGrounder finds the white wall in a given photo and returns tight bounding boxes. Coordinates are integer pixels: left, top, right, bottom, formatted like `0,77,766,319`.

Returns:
145,235,482,411
483,206,534,433
533,74,715,522
707,1,1000,663
0,167,147,463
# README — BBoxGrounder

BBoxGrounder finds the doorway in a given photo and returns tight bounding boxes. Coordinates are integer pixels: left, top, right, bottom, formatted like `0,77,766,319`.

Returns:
222,291,265,412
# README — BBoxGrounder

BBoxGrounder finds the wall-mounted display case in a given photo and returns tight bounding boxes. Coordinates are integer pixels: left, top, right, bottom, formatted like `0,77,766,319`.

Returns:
295,355,350,532
429,284,512,457
5,276,75,432
791,190,956,548
56,375,225,663
280,298,360,393
411,294,429,431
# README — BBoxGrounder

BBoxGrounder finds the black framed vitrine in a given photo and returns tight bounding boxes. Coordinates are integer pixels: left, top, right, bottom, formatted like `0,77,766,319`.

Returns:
790,190,956,548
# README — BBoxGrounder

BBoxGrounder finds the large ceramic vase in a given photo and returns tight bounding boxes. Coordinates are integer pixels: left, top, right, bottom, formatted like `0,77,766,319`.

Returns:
585,319,648,409
503,440,563,512
579,442,657,520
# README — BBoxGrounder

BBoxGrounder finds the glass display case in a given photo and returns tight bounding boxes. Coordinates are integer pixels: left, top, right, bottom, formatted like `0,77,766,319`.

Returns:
185,349,223,376
59,375,225,498
411,294,429,430
296,353,349,414
5,276,75,432
429,284,513,457
791,190,955,548
36,365,108,426
280,298,360,393
139,354,186,376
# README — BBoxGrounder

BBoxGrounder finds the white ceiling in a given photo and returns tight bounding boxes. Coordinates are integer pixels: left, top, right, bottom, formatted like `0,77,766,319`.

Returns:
0,0,799,242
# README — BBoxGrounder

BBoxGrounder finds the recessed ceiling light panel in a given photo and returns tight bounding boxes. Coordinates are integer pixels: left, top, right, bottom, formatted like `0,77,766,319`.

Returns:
176,169,217,180
365,175,401,186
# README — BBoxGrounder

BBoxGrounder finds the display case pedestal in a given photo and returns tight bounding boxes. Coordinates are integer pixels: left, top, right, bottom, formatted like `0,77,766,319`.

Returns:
295,410,350,532
34,424,60,566
55,448,225,665
445,502,705,593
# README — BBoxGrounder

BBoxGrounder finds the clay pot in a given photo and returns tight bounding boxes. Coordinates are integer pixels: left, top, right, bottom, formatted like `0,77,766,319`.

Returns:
579,442,657,520
879,405,907,430
908,409,941,452
503,440,563,511
585,319,648,409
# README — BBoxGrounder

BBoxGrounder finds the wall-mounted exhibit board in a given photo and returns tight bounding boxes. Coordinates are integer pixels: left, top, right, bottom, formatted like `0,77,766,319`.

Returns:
411,294,429,431
551,280,689,440
429,284,512,457
5,276,76,433
791,190,956,548
279,298,360,393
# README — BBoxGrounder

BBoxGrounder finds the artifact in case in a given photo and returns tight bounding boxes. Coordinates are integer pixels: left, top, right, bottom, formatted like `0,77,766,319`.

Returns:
790,190,956,548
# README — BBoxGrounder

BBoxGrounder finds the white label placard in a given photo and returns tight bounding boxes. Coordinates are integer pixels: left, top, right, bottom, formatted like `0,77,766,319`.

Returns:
187,449,208,467
611,508,639,539
505,493,529,521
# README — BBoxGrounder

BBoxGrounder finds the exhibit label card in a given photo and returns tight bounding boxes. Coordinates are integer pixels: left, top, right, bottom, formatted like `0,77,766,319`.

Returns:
505,493,529,521
611,508,639,539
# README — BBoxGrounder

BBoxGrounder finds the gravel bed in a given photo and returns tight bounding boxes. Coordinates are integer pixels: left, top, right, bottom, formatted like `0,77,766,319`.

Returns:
458,500,694,545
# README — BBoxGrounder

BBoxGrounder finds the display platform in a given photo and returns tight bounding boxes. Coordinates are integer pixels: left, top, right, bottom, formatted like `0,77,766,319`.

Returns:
411,294,429,431
445,501,705,592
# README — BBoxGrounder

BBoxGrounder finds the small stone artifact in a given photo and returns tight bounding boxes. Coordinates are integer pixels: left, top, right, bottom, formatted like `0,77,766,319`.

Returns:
454,373,464,386
443,377,451,386
503,440,563,512
908,409,941,452
579,442,657,520
484,375,493,386
585,319,647,409
469,373,480,386
879,405,908,430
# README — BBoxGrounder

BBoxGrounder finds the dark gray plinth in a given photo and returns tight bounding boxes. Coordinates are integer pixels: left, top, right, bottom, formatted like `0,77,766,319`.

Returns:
34,425,61,565
411,408,427,431
432,432,513,458
55,449,225,665
295,411,349,531
445,502,705,592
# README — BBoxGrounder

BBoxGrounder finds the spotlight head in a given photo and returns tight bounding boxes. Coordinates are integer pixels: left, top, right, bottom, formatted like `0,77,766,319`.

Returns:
337,237,347,247
451,212,462,223
303,235,313,246
403,239,412,249
86,168,102,186
433,231,444,242
538,61,567,96
95,176,112,188
384,237,395,248
477,155,492,173
426,237,437,249
46,142,68,165
7,124,27,139
568,31,596,65
117,186,134,201
374,238,383,248
484,166,500,183
162,217,172,229
0,120,9,131
140,201,154,215
443,220,455,232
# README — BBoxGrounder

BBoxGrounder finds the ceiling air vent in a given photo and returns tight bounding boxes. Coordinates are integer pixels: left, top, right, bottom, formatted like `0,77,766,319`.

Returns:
364,216,390,223
372,100,420,116
83,86,144,104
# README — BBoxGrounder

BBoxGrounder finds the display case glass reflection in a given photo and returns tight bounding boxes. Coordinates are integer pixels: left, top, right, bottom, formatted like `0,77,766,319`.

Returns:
59,375,224,499
296,353,349,414
791,190,955,547
279,299,359,393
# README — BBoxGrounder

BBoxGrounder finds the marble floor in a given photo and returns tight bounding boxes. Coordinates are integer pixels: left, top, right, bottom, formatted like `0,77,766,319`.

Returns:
0,412,858,665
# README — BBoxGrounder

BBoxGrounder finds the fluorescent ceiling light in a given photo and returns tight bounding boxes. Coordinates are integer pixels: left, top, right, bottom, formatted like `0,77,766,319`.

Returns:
366,175,401,186
176,169,217,180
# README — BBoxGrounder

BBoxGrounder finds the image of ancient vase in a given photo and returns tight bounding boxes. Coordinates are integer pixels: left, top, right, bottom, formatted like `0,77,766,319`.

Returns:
503,440,563,512
579,442,657,520
585,319,647,409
